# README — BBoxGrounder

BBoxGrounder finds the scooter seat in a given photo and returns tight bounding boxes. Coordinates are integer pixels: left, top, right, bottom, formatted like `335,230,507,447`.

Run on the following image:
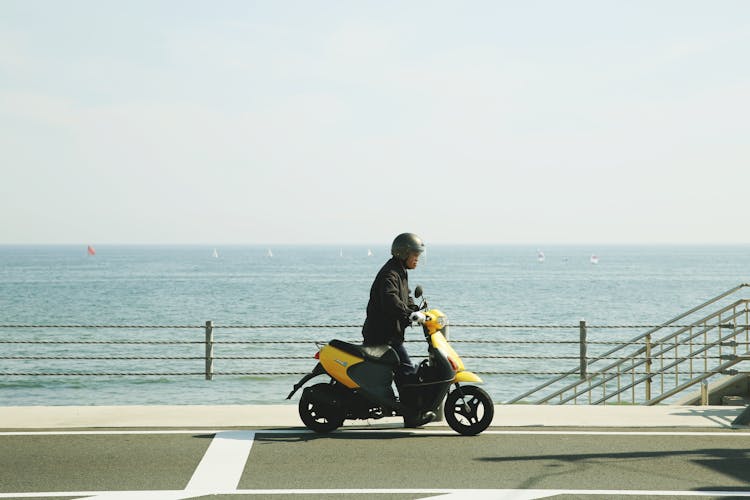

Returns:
329,340,399,367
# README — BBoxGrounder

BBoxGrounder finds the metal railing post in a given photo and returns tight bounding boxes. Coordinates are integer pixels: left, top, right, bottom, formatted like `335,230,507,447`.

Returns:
205,320,214,380
645,334,652,401
700,379,709,405
579,320,587,380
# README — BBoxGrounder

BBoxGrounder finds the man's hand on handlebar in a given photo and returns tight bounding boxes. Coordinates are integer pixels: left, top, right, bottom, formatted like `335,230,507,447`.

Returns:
409,311,427,324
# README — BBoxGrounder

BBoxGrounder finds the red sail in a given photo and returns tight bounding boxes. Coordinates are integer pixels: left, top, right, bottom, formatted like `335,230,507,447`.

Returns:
87,245,96,256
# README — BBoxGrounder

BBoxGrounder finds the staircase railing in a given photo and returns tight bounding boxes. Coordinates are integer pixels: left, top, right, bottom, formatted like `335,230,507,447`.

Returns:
508,283,750,405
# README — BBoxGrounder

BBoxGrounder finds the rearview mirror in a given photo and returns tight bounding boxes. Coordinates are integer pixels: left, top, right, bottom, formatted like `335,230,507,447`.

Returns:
414,285,423,298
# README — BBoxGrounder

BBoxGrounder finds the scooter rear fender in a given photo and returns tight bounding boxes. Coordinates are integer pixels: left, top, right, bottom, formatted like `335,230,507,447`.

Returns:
286,363,327,399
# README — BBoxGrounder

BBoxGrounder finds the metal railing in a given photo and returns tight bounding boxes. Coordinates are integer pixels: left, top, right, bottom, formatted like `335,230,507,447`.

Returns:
0,321,600,379
508,283,750,404
1,284,749,404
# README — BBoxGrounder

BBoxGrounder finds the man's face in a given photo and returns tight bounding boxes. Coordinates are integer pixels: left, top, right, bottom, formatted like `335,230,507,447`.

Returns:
404,251,420,270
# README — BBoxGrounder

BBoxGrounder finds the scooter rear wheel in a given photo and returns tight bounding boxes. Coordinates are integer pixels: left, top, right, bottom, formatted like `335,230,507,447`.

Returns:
445,385,494,436
298,383,345,433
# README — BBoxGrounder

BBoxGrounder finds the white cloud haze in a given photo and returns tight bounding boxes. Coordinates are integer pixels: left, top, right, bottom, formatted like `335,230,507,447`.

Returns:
1,1,749,245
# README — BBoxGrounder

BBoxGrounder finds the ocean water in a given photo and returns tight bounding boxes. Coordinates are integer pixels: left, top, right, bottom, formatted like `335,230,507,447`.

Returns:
1,244,749,407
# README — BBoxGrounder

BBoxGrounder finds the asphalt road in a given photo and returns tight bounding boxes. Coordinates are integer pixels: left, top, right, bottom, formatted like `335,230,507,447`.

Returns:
1,427,750,499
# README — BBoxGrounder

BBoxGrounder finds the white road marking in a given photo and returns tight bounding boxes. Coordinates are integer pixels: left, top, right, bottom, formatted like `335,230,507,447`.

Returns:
75,492,194,500
0,430,220,436
185,430,255,491
0,429,229,436
418,489,750,499
3,428,750,499
422,490,560,499
482,429,750,437
69,431,257,500
2,428,750,437
3,488,750,498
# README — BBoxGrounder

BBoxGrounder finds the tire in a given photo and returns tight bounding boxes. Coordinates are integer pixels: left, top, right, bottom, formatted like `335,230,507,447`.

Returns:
445,385,494,436
298,383,345,433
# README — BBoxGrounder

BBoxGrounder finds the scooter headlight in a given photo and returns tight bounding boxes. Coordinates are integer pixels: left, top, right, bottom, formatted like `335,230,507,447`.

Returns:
441,325,450,338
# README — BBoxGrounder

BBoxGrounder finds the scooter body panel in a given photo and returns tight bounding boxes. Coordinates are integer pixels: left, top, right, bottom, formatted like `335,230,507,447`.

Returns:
429,330,465,371
348,360,397,408
318,344,363,389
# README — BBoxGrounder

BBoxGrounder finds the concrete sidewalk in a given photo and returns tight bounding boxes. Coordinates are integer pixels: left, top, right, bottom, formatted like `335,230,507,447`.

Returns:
1,404,746,429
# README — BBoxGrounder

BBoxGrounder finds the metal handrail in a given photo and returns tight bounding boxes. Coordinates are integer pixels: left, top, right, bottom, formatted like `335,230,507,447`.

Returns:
508,284,750,404
556,308,745,405
647,352,750,404
591,322,745,405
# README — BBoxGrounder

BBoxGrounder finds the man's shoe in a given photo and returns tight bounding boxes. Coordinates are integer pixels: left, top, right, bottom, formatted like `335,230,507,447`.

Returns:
403,410,436,428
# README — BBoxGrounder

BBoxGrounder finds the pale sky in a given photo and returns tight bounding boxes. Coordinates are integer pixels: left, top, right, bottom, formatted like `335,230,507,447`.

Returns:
1,1,748,245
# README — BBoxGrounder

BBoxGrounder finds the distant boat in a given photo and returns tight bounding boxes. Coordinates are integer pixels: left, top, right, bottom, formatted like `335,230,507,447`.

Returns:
87,245,96,256
340,249,343,257
367,249,373,257
537,250,545,263
212,248,219,258
266,248,273,258
590,254,599,265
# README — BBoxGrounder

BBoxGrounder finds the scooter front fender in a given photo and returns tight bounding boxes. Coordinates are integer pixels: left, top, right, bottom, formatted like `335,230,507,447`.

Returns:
286,363,327,399
454,370,483,383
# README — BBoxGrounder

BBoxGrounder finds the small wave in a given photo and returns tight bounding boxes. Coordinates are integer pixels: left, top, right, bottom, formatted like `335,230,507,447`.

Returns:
129,377,174,385
234,375,277,382
0,380,48,389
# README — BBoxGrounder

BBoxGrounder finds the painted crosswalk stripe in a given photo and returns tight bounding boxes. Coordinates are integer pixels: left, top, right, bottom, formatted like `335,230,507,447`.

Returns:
185,430,255,491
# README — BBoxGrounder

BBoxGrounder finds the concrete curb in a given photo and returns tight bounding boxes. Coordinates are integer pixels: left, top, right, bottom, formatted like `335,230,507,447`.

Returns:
1,404,746,429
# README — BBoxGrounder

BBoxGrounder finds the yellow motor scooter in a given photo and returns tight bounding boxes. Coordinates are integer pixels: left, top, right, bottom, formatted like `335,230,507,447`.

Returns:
287,286,494,435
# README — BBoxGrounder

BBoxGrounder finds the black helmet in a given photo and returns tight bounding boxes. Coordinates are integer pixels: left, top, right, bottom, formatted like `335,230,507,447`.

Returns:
391,233,425,260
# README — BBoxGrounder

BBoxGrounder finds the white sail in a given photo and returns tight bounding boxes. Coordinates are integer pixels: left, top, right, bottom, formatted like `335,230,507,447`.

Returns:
212,248,219,258
590,254,599,264
267,248,273,258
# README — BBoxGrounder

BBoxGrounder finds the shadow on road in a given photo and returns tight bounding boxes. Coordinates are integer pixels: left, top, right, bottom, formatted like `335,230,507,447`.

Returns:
478,448,750,486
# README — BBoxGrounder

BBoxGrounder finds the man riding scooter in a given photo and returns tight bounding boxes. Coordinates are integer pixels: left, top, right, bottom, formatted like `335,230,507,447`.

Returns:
361,232,435,427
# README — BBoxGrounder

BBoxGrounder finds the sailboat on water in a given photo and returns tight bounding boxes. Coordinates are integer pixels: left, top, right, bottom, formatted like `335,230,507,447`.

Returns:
367,249,373,257
266,248,274,258
87,245,96,256
537,249,545,263
212,248,219,258
590,254,599,264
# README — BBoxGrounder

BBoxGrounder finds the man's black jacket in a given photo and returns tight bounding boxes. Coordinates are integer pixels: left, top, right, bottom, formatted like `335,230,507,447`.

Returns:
362,257,416,346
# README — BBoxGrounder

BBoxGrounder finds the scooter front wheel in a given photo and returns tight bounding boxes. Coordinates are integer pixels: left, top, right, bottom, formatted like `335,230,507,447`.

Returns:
445,385,494,436
298,383,345,433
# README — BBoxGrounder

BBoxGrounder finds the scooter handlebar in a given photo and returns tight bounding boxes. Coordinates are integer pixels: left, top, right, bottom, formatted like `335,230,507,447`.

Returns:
409,311,428,324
